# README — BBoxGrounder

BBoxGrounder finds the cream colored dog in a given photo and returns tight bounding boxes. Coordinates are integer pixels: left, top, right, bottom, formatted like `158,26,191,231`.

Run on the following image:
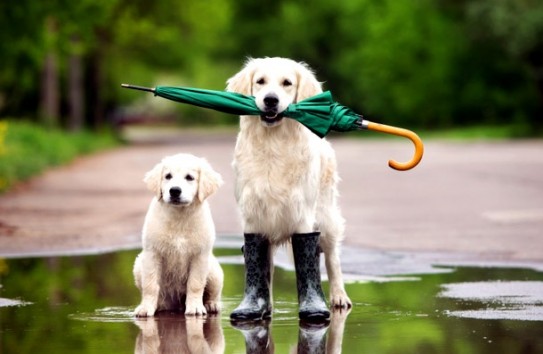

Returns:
227,57,351,309
134,153,224,317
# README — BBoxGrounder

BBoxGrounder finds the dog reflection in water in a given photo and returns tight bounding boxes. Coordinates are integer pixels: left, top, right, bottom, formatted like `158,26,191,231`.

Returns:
134,314,224,354
232,308,350,354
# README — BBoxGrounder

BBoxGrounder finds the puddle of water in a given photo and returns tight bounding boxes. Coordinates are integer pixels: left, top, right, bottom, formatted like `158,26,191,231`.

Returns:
0,250,542,353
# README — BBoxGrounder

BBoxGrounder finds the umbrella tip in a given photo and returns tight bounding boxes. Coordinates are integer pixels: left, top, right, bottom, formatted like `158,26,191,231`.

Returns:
120,84,155,93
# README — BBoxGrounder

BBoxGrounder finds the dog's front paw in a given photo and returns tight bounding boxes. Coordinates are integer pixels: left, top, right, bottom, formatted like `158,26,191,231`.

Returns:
330,290,352,309
185,301,207,316
134,303,157,317
204,301,221,314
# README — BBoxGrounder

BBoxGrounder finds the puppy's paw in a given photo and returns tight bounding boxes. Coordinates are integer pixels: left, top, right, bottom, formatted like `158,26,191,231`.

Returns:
185,301,207,316
134,303,157,317
205,301,221,314
330,290,352,309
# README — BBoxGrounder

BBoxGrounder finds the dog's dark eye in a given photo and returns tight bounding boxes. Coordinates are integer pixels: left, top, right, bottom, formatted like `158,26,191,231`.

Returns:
165,173,172,180
282,79,292,87
256,78,265,85
185,174,195,181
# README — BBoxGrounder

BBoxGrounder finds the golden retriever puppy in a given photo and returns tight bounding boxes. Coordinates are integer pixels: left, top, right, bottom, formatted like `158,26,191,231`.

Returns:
227,57,351,322
134,153,224,317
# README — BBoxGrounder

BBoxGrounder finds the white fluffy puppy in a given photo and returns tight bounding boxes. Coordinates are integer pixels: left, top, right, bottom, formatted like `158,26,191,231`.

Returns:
134,153,224,317
227,57,351,321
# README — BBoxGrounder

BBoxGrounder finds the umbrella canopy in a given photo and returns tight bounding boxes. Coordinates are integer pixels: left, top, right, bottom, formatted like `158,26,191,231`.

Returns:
155,86,262,116
122,84,356,137
121,84,423,170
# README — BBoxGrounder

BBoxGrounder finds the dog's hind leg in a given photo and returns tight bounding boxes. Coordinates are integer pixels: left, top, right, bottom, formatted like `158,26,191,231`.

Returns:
319,205,352,309
322,241,351,309
204,256,224,314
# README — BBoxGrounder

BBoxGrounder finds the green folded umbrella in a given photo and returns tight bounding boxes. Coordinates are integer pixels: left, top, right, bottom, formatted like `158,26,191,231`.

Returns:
121,84,423,170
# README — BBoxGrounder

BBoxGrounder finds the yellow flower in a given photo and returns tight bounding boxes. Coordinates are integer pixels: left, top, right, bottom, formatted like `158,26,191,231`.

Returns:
0,120,7,155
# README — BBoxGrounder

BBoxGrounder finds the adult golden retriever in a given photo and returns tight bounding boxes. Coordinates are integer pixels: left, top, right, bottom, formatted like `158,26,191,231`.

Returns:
227,58,351,320
133,153,224,317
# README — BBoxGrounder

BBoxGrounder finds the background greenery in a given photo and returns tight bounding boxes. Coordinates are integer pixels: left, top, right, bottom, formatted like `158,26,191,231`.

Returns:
1,0,542,132
0,120,117,192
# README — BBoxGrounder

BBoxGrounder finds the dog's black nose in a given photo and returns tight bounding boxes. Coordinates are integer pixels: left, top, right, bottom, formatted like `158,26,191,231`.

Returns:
263,94,279,108
169,187,182,198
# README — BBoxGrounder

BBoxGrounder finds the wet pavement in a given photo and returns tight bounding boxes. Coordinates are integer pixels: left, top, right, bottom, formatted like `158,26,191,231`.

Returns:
1,129,543,352
0,129,542,262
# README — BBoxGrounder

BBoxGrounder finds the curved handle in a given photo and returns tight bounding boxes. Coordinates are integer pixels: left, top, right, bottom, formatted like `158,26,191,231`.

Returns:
366,121,424,171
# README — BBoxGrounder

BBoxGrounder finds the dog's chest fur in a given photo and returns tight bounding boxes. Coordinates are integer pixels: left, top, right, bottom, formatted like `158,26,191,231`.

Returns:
143,199,214,280
233,119,323,237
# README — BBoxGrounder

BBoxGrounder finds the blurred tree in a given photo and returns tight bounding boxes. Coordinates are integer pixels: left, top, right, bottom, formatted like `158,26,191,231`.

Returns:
0,0,541,133
466,0,543,132
0,0,233,129
40,16,61,127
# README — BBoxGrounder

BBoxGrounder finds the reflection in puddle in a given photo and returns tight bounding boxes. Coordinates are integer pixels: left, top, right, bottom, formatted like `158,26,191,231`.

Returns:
135,315,224,354
231,308,350,354
1,250,543,353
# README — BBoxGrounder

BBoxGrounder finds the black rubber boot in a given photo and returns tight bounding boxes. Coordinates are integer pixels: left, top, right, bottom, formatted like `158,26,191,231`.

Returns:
230,233,272,320
292,232,330,322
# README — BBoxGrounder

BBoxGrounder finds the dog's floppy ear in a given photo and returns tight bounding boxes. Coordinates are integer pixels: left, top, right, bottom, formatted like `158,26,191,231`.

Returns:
144,162,163,200
197,160,223,202
226,59,254,95
295,62,323,102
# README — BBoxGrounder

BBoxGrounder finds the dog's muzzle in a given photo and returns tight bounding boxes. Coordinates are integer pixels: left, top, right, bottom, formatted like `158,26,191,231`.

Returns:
260,94,284,125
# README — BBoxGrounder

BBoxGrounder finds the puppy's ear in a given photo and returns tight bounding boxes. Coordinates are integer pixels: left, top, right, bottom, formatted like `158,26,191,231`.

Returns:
197,160,223,202
144,162,163,200
295,62,323,102
226,59,254,95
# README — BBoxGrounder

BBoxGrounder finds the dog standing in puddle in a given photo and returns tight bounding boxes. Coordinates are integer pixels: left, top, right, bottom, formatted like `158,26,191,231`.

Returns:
227,57,352,322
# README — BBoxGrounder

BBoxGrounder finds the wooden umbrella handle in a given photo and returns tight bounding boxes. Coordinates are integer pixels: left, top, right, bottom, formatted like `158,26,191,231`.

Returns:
365,121,424,171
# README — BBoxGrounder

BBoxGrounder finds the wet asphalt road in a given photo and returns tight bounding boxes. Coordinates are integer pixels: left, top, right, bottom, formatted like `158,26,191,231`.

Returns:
0,128,542,266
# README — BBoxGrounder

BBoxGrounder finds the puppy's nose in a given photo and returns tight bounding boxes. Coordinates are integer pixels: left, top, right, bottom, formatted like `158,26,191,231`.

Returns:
263,94,279,108
169,187,182,198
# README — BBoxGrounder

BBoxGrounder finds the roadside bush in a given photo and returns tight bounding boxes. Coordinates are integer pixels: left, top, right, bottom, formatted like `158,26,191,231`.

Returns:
0,120,119,193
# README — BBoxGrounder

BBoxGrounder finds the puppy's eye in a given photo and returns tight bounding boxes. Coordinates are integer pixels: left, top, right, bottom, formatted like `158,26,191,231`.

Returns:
282,79,292,87
165,173,172,180
256,78,265,85
185,174,195,181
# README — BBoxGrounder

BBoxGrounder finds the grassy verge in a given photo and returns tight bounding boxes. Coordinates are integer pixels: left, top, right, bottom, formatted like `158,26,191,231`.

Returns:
0,120,120,193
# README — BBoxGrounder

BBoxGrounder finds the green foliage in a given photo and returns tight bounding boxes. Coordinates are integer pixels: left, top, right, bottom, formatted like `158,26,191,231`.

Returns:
0,120,118,192
0,0,541,132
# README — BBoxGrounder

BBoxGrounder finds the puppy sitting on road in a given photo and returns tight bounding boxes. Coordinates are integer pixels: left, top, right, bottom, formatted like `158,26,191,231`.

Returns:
134,153,224,317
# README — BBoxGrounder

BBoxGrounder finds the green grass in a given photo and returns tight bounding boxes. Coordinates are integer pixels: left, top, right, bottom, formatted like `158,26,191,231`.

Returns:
0,120,120,193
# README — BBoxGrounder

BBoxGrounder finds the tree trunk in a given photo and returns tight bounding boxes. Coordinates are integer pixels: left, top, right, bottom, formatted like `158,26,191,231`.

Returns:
88,48,105,130
39,17,60,127
68,36,84,132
